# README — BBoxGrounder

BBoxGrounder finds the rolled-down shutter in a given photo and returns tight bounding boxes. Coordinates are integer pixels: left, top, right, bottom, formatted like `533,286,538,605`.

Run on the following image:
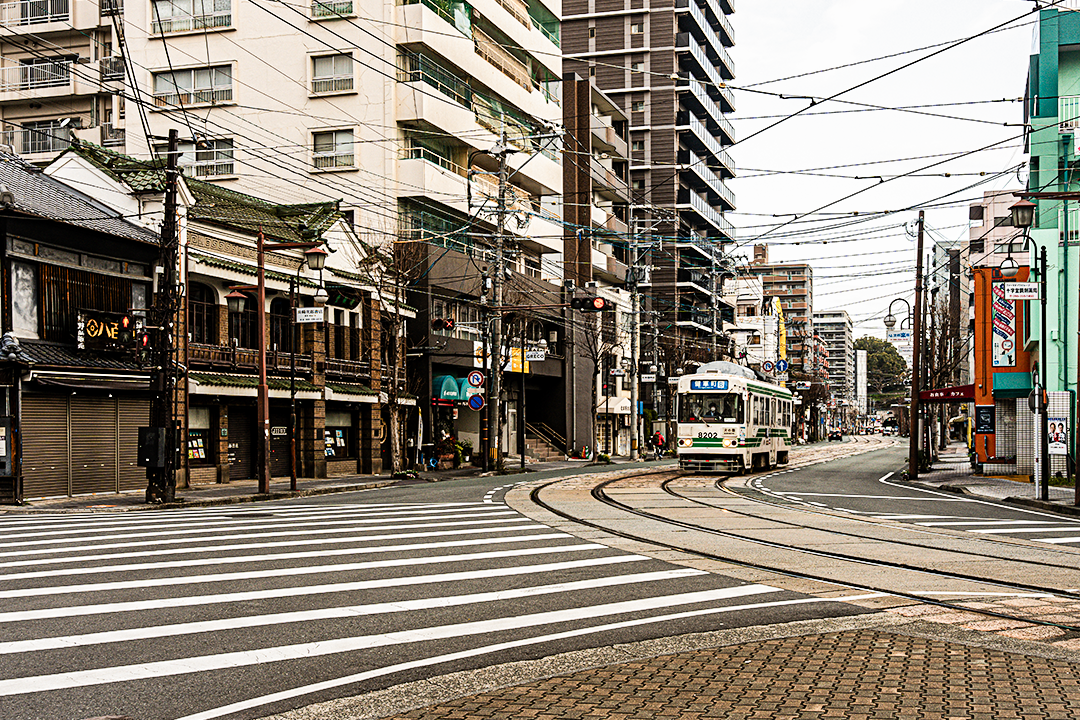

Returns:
70,397,118,495
118,397,149,491
21,394,69,498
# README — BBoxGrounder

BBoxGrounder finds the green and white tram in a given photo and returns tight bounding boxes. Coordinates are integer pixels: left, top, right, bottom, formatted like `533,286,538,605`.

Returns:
674,362,794,473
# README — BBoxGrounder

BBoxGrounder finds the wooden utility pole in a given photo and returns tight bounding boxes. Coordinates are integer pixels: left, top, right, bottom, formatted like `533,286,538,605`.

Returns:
909,211,925,480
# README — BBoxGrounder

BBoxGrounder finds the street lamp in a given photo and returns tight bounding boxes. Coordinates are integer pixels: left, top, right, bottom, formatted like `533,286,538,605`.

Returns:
885,295,920,477
225,231,328,494
999,199,1049,501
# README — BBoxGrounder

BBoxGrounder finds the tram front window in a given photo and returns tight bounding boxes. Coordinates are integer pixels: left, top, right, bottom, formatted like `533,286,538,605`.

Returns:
680,393,743,423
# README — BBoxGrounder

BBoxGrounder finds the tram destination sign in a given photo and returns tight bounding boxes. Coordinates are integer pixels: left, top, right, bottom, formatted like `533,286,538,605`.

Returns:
689,379,729,391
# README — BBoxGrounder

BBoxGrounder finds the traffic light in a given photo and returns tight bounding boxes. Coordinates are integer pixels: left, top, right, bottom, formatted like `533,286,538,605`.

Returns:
432,318,455,331
118,314,134,344
571,296,609,312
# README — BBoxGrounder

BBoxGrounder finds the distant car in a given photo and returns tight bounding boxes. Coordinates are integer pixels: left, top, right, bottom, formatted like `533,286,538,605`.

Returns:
828,430,843,441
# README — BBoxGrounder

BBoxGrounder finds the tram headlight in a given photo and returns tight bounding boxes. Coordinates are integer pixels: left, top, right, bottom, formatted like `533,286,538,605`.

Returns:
678,438,692,448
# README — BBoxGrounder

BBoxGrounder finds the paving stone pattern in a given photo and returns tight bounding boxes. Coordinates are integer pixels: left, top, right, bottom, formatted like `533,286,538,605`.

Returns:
384,629,1080,720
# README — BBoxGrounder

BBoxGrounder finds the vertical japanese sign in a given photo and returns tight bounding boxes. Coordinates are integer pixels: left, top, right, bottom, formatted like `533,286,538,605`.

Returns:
991,282,1016,368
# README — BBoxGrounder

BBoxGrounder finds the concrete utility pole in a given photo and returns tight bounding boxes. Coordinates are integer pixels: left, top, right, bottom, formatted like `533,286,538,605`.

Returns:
146,128,180,504
909,210,926,481
628,231,640,460
488,128,510,470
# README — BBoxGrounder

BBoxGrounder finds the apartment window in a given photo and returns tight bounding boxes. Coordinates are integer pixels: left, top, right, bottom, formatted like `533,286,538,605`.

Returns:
589,66,595,77
588,27,595,38
312,53,354,94
631,140,644,151
313,129,355,169
632,100,645,112
311,0,353,17
153,65,233,107
631,178,645,190
151,0,231,34
630,62,644,72
630,21,643,33
165,138,235,177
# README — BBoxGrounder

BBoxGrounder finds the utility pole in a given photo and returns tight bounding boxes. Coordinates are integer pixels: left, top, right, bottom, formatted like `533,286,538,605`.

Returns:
628,229,640,460
488,128,509,471
146,128,180,504
909,210,926,481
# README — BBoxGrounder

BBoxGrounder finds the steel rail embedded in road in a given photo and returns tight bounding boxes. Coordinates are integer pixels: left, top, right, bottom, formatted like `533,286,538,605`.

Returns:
529,467,1080,635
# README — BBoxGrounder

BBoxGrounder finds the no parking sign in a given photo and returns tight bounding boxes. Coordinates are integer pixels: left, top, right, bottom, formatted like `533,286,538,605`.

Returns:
468,394,486,411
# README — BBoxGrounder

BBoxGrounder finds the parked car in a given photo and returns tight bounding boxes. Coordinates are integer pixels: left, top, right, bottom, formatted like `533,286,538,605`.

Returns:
828,430,843,441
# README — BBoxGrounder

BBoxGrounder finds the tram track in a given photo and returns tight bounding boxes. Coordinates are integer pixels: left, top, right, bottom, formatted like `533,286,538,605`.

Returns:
526,461,1080,636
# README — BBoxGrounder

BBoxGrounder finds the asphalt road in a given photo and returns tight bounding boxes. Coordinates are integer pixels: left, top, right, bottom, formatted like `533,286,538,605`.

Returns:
0,465,869,720
756,446,1080,545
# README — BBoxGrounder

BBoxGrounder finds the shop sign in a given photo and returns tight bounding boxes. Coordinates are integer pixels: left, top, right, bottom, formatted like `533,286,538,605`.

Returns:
640,373,657,383
295,307,325,323
1004,283,1039,300
525,349,546,362
991,282,1016,368
271,426,287,436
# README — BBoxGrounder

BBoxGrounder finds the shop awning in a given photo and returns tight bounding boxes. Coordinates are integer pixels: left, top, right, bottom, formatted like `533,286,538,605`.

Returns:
992,372,1032,399
432,375,463,401
32,372,149,391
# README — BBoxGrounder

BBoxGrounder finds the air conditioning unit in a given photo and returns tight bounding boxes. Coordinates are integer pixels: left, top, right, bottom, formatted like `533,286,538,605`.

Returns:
585,281,599,288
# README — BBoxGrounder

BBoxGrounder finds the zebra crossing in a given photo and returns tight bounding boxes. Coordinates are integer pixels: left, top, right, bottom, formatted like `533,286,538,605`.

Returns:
0,497,842,720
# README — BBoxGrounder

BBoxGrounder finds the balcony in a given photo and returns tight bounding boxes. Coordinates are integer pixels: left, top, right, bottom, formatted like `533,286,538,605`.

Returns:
677,74,734,131
100,123,125,147
590,113,627,158
677,266,716,294
100,56,124,82
678,148,735,210
676,309,714,331
327,356,372,381
100,0,122,15
188,343,314,377
0,0,68,26
0,125,71,155
0,60,71,90
677,186,734,239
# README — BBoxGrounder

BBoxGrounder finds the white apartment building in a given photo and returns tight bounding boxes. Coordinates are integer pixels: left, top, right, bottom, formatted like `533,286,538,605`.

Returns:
1,0,564,263
812,309,854,405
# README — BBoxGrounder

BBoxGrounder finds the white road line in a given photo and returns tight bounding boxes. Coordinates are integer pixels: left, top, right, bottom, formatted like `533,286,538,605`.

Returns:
920,520,1068,527
0,511,522,552
0,543,611,600
776,493,968,501
0,584,783,697
0,569,708,655
0,507,510,543
180,593,855,720
871,515,968,520
0,555,652,623
1037,536,1080,544
0,516,530,558
0,533,573,581
0,523,549,570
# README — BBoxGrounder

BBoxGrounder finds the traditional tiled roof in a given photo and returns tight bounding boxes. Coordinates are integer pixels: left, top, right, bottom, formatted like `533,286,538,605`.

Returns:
189,251,320,287
62,141,342,243
189,372,320,392
0,150,159,246
12,338,145,371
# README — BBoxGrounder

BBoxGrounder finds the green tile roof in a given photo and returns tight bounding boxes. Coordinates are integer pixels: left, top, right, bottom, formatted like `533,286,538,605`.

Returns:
189,251,321,286
326,382,378,396
190,372,320,392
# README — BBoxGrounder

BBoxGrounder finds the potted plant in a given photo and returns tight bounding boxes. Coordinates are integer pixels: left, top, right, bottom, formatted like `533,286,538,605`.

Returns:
459,439,473,464
434,437,456,470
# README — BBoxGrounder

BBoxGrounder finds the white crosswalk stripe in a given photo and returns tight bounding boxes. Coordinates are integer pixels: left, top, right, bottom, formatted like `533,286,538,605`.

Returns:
0,500,833,720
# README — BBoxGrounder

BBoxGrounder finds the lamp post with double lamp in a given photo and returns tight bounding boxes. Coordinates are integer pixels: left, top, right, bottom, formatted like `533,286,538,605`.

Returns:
225,232,328,495
884,297,919,477
998,198,1048,501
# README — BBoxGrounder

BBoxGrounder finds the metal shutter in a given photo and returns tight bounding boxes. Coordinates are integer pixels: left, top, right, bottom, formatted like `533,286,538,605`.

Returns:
269,409,290,478
21,394,70,498
70,397,118,495
228,406,255,480
118,397,148,491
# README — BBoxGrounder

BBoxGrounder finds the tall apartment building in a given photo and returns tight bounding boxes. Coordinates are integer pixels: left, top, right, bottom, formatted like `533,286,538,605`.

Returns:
812,310,854,405
561,0,737,372
747,244,818,376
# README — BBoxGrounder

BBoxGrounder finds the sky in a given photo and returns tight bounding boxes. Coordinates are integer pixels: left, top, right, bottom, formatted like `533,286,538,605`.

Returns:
730,0,1036,339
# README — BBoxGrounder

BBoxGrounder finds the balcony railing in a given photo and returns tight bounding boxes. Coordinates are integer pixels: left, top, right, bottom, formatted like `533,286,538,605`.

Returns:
152,10,231,33
0,60,71,90
100,123,125,147
474,27,531,91
1061,95,1080,131
311,0,352,17
153,87,232,107
398,51,472,108
100,56,125,82
312,75,354,93
326,357,372,379
189,342,314,376
0,125,71,154
313,150,354,169
100,0,122,15
0,0,68,26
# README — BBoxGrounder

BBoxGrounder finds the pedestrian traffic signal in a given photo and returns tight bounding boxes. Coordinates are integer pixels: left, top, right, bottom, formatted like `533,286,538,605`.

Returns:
432,318,455,331
571,296,609,312
118,314,134,344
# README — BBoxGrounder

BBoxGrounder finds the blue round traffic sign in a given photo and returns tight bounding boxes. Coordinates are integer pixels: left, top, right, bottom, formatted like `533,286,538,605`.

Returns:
467,370,485,387
468,394,486,411
776,359,789,372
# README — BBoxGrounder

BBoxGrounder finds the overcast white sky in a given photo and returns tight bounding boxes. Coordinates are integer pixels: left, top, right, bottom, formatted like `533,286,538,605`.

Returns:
730,0,1035,339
